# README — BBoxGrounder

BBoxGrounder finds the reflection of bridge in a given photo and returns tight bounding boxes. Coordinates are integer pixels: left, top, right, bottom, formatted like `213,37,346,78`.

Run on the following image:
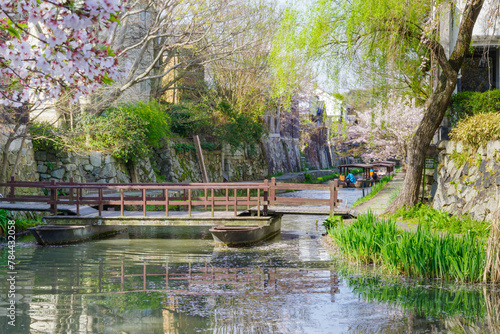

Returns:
46,262,340,300
0,177,345,223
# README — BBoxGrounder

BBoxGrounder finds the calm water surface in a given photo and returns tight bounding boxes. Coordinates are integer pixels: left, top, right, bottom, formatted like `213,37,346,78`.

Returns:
0,189,497,333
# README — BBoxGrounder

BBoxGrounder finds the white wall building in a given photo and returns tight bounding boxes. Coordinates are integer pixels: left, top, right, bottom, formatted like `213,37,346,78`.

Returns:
440,0,500,92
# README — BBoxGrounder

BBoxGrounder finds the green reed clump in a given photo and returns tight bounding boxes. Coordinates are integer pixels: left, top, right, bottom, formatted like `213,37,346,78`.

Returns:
392,204,489,238
325,212,486,282
352,175,393,207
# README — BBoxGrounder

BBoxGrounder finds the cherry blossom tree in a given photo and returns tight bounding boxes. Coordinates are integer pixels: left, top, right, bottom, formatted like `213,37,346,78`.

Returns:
0,0,122,187
347,94,424,163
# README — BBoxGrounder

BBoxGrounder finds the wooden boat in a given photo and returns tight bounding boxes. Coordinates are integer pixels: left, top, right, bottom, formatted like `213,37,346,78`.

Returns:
29,225,126,245
210,214,282,247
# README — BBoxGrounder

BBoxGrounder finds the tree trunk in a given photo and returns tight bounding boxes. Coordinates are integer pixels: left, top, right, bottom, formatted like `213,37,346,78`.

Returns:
0,123,22,195
386,0,484,213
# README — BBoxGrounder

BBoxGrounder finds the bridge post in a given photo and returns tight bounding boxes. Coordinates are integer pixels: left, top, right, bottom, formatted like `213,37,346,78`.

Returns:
50,179,57,215
165,187,169,217
329,181,335,216
270,177,276,206
9,175,14,203
69,177,74,203
263,179,269,216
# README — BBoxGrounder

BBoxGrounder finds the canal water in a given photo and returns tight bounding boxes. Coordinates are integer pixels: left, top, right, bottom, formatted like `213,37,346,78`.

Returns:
0,189,497,333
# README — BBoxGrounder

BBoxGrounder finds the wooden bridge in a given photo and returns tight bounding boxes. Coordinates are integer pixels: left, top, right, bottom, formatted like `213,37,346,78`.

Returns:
0,177,342,221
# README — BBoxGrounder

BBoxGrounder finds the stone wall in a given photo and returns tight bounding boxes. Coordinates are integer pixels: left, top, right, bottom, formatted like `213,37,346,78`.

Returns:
262,136,301,175
152,139,269,183
35,150,156,184
431,140,500,222
0,132,39,196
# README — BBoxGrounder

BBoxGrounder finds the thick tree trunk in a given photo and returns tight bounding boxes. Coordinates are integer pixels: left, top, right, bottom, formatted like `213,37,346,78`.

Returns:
386,0,484,213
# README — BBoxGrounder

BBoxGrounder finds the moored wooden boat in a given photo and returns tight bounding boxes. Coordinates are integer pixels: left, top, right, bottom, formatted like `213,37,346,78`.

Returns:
29,225,126,245
210,214,282,247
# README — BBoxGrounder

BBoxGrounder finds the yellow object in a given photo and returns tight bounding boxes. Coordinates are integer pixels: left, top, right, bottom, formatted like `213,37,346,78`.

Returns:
339,175,345,181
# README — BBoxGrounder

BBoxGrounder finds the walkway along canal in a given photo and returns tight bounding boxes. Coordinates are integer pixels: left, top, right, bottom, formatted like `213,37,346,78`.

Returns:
1,183,498,332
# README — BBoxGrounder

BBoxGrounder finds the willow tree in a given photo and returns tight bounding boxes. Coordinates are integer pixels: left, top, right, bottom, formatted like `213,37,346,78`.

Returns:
272,0,485,211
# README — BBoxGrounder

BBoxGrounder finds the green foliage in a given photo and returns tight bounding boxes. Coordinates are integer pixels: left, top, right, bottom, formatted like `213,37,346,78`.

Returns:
165,102,212,138
216,101,264,151
304,172,313,183
326,212,486,282
449,113,500,148
118,101,170,148
29,122,65,151
391,204,489,238
323,215,343,230
165,100,263,150
76,109,150,163
450,150,468,168
173,142,196,154
0,209,8,236
352,175,393,207
0,210,43,236
448,90,500,128
201,142,219,151
271,0,433,102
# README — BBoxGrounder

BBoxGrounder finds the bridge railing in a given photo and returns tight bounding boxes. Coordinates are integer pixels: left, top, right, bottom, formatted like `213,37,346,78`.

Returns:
0,176,340,217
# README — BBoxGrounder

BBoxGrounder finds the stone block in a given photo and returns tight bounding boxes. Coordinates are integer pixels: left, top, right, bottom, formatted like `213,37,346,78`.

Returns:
34,151,47,161
92,168,101,176
40,173,51,179
104,155,112,164
37,164,48,173
66,164,77,172
56,151,68,158
51,168,65,179
487,141,500,159
90,152,102,167
46,153,56,161
445,141,456,155
101,163,116,178
83,164,94,172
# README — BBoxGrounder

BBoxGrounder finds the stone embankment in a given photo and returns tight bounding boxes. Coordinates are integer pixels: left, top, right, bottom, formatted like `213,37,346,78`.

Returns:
432,140,500,222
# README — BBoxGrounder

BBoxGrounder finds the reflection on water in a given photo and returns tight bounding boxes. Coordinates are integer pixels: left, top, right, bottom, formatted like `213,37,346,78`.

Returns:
279,188,366,208
0,213,498,333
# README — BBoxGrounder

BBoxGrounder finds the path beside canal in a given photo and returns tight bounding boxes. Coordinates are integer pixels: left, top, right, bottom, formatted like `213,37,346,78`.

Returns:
352,173,404,215
350,172,420,231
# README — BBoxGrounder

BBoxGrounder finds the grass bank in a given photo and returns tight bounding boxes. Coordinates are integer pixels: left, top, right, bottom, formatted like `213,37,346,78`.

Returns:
352,174,394,207
324,212,485,283
391,204,489,238
0,210,44,236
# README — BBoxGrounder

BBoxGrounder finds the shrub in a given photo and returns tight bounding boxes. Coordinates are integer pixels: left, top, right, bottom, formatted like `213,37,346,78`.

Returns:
76,109,150,163
118,101,170,148
391,204,489,238
449,113,500,148
173,142,196,154
29,122,65,151
216,101,264,150
448,90,500,128
165,102,212,138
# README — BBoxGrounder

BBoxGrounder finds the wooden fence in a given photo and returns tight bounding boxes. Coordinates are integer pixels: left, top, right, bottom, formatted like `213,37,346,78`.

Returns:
0,176,339,217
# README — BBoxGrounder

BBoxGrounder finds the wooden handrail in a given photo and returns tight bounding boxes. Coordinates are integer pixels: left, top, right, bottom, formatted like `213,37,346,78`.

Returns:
1,177,340,217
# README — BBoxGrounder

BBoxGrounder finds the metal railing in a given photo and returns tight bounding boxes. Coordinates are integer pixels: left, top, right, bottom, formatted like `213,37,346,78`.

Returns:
0,176,340,217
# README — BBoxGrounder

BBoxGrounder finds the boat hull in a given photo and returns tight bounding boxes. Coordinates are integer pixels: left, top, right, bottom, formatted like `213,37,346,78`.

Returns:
210,214,282,247
29,225,126,245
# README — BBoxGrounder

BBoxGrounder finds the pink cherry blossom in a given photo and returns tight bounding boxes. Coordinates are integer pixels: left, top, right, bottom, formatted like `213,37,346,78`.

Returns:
0,0,123,107
347,93,424,162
